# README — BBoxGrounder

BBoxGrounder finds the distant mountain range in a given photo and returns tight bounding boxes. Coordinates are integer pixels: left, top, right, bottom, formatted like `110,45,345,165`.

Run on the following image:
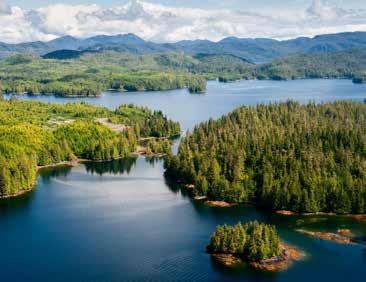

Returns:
1,32,366,63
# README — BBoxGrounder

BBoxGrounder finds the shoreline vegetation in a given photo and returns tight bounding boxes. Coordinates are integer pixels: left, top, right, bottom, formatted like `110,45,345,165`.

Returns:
0,100,181,198
165,101,366,216
207,222,303,272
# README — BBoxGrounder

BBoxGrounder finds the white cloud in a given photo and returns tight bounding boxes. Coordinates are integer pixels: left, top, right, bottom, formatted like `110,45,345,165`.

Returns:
0,0,365,43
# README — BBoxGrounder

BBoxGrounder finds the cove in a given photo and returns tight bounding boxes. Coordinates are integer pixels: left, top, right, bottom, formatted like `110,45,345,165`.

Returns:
1,79,366,281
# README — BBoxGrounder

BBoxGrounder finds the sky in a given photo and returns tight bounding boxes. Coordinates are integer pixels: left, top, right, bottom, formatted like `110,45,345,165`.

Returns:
1,0,366,43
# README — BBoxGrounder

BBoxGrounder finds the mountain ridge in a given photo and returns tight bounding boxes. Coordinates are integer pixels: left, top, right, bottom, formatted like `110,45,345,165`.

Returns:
1,31,366,63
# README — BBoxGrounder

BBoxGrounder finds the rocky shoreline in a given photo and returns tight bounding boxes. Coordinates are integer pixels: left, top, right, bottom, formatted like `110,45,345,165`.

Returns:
37,159,81,170
348,215,366,222
276,210,338,216
210,243,303,272
251,243,303,271
296,229,355,244
205,201,235,207
276,210,366,221
183,185,235,207
0,188,34,199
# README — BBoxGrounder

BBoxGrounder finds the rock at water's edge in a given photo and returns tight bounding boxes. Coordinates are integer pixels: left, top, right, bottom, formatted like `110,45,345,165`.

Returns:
297,229,353,244
206,201,234,207
210,243,303,272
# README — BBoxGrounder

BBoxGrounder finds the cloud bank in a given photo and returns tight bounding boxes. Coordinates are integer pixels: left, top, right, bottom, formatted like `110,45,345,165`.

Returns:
0,0,365,43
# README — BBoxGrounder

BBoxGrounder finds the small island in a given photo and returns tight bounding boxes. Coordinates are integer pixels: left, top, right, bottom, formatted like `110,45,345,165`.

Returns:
207,221,302,272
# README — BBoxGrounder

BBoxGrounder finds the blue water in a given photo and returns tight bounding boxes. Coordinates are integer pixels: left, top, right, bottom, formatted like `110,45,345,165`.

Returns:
7,79,365,131
1,80,366,281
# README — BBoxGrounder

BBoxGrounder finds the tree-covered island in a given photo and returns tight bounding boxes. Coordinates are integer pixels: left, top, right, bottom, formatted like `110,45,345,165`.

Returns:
165,101,366,214
0,99,180,198
207,221,302,271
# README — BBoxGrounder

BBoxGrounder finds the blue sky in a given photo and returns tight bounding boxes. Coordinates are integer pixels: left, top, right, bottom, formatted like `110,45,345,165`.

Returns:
1,0,366,43
9,0,366,11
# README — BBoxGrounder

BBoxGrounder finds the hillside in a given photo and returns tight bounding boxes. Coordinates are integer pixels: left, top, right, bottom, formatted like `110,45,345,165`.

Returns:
255,49,366,80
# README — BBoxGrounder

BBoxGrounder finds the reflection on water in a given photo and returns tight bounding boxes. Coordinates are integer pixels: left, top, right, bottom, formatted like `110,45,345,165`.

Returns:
39,165,73,181
84,157,137,175
0,190,35,216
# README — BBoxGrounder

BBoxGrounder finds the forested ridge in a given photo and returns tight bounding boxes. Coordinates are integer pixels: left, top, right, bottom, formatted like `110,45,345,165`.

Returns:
216,49,366,82
208,221,280,261
165,101,366,214
0,100,180,197
254,49,366,81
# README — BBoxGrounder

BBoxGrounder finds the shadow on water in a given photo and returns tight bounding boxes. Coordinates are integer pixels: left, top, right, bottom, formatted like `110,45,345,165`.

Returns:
38,165,73,182
0,189,35,215
145,156,165,166
84,157,138,175
163,173,191,195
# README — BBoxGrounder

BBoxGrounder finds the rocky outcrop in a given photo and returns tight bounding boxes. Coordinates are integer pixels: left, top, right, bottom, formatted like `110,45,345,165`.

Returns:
210,243,303,272
206,201,234,207
250,243,303,271
297,229,353,244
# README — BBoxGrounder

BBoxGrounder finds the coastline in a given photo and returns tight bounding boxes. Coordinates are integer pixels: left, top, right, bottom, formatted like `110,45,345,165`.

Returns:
1,159,82,200
36,159,81,170
5,84,206,99
2,150,168,200
180,182,366,217
210,243,303,272
296,229,356,244
276,210,366,220
0,188,34,199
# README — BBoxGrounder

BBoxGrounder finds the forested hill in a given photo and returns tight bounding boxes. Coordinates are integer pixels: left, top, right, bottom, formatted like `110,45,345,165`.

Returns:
254,49,366,81
165,101,366,214
0,100,180,198
39,49,366,83
1,31,366,63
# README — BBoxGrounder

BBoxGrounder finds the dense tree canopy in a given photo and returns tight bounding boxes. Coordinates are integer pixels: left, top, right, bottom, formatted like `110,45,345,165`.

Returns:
208,221,281,261
0,100,180,197
0,53,212,97
165,101,366,214
254,50,366,81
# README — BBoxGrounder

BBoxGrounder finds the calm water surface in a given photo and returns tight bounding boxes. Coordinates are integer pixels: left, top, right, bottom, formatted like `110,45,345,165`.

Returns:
1,80,366,281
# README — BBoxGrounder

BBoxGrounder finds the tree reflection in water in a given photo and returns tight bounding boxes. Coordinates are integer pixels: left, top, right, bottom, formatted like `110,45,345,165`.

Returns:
84,157,138,175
